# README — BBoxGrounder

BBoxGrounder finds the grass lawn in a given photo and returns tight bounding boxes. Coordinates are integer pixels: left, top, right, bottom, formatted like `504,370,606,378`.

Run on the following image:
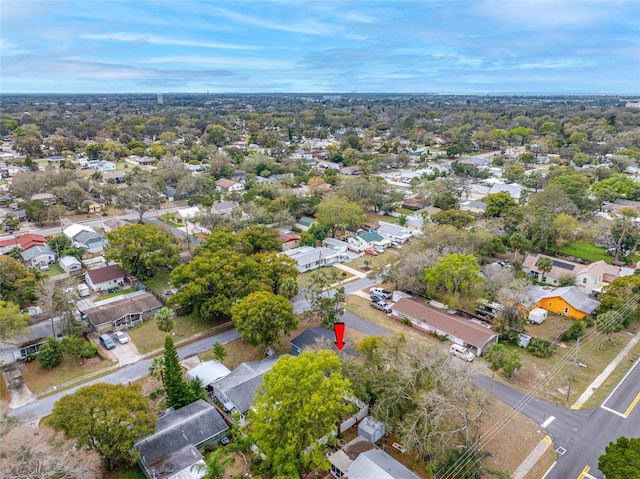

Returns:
158,212,182,228
40,263,65,277
558,241,613,263
104,468,146,479
498,323,639,406
581,329,640,409
128,313,221,354
297,266,355,288
346,249,398,271
0,368,9,402
143,269,172,295
22,355,115,394
94,286,139,302
524,313,575,341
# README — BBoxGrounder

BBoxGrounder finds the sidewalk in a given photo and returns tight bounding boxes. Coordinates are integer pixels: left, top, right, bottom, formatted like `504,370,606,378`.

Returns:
513,327,640,478
333,262,367,279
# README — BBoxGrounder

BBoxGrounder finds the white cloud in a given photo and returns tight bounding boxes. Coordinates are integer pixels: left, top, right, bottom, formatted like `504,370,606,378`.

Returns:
80,33,259,50
0,38,30,56
141,55,293,70
212,7,334,35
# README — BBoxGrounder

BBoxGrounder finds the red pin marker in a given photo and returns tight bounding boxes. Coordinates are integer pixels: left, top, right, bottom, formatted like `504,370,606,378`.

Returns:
334,322,346,350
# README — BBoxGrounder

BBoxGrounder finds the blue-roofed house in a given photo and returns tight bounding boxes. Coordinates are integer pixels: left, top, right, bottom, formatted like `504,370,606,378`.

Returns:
20,245,55,268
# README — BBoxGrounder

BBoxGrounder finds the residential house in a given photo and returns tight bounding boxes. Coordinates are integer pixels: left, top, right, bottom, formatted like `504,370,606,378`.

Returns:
85,264,126,292
318,161,341,171
79,292,162,333
321,237,350,252
487,182,522,200
135,399,228,479
391,298,499,355
523,254,629,296
0,233,47,254
296,216,316,232
88,160,116,172
58,255,82,274
376,221,413,244
211,200,238,216
340,165,361,175
282,246,349,273
102,171,126,184
601,199,640,216
347,231,391,252
215,178,244,193
0,312,63,365
30,193,57,205
63,223,106,251
175,206,200,223
127,155,155,166
278,230,300,251
20,245,55,268
212,355,281,423
327,436,421,479
186,361,231,390
527,286,600,321
86,198,106,214
290,327,357,356
460,200,487,215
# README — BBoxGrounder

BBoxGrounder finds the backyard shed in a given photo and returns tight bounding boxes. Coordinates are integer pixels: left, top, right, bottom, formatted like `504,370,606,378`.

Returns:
358,416,385,444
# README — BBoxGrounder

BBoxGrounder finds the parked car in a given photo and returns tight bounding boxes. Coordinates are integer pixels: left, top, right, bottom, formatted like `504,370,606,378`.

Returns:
370,287,392,299
370,300,392,313
99,334,116,350
364,247,378,256
113,331,129,344
374,246,385,254
449,344,475,362
370,292,387,303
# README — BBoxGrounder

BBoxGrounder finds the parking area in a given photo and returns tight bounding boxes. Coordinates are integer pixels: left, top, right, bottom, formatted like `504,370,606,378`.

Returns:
96,334,143,366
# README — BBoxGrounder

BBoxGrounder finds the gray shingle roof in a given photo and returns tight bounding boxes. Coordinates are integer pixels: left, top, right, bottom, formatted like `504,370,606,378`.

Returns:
81,293,161,326
135,399,227,476
347,449,422,479
20,245,54,262
538,286,601,314
213,356,281,414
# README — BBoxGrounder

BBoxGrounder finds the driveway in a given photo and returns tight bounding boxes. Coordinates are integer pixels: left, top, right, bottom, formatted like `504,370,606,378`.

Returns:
109,340,143,366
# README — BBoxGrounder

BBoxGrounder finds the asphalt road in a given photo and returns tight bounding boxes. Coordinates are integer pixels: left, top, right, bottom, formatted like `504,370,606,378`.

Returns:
11,328,240,422
477,357,640,479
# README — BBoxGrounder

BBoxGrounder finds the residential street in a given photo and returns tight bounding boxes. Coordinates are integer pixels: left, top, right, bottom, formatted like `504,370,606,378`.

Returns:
477,357,640,479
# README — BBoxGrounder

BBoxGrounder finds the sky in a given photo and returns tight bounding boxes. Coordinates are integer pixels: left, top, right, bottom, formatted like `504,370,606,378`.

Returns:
1,0,639,95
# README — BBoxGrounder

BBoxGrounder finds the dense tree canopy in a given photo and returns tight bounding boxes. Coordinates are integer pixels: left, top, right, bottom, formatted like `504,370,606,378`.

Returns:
0,300,29,341
598,437,640,479
250,351,353,478
315,195,366,238
46,383,156,471
0,256,39,308
424,253,482,307
231,291,298,352
105,223,180,280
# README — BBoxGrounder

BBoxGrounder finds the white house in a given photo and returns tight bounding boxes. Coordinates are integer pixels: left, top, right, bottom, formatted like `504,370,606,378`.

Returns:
282,246,349,273
215,178,244,193
59,255,82,273
376,221,414,244
175,206,200,223
347,231,391,251
20,245,55,268
85,264,126,292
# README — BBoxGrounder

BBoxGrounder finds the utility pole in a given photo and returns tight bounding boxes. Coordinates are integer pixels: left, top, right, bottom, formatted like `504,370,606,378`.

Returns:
567,336,580,402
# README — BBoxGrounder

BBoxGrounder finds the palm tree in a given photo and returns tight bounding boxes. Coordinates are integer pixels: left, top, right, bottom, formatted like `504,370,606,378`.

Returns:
191,449,234,479
149,357,165,387
536,257,553,283
155,307,175,333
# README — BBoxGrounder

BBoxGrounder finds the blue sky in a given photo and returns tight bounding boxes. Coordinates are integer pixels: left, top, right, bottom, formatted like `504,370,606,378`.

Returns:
1,0,639,94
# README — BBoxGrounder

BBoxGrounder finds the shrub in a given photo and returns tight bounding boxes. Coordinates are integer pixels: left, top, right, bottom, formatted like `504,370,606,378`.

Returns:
562,321,585,342
37,337,63,369
528,338,554,358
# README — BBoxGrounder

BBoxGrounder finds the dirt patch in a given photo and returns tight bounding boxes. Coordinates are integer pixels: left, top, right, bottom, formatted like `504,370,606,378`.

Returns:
21,355,113,395
222,451,250,478
2,362,37,409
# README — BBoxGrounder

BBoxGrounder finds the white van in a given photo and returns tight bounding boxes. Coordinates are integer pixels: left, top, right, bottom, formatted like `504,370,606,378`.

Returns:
449,344,475,362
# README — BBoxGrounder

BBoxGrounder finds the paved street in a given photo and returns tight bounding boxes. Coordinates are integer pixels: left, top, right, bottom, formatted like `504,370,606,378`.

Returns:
477,357,640,479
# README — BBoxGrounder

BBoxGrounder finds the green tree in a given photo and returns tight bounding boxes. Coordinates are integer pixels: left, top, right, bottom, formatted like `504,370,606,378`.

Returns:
192,448,235,479
1,212,20,233
527,338,554,358
279,276,299,299
536,256,553,282
163,335,198,409
599,275,640,312
149,356,165,387
598,436,640,479
37,337,63,369
155,307,176,333
508,232,530,261
431,209,476,228
105,223,180,280
483,192,517,218
254,252,298,296
61,335,98,365
484,343,521,379
212,341,227,362
424,253,482,307
250,351,353,478
315,195,366,238
502,163,526,183
304,268,347,328
0,300,29,341
592,174,640,204
25,200,48,226
46,383,156,471
231,291,298,353
117,176,163,223
47,234,72,257
596,311,626,350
